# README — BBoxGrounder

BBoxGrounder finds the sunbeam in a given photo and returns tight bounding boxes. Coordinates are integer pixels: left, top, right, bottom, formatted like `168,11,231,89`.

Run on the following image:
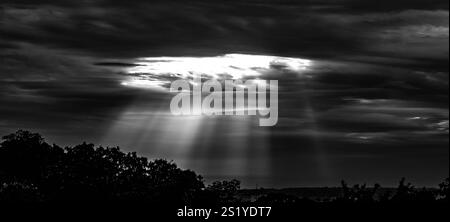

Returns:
100,53,315,186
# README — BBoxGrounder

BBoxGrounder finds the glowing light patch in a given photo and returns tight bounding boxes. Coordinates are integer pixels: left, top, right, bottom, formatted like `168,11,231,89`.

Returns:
121,53,311,90
121,78,169,91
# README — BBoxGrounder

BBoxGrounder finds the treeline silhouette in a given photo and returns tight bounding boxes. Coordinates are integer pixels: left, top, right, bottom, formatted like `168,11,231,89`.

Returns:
0,130,448,207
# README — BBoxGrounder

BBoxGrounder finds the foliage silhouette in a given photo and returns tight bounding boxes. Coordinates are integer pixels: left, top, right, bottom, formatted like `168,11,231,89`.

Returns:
205,179,241,204
438,177,449,201
0,130,203,203
338,180,381,204
0,130,448,208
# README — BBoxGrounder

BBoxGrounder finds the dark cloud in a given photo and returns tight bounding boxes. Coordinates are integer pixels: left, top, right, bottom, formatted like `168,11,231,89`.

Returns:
1,0,447,61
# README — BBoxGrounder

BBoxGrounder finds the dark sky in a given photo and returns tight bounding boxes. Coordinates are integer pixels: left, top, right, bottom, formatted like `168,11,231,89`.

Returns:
0,0,448,187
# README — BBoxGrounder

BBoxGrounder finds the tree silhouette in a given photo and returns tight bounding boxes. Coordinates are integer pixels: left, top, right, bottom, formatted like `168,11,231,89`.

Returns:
0,130,204,202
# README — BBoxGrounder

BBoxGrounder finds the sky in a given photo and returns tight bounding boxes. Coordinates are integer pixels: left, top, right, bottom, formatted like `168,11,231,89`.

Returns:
0,0,448,187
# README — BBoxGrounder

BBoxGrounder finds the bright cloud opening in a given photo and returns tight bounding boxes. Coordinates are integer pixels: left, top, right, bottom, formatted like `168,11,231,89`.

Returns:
121,53,312,90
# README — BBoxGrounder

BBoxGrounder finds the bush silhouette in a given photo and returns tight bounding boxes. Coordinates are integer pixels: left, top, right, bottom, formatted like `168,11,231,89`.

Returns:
0,181,42,202
338,180,381,204
438,178,449,202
